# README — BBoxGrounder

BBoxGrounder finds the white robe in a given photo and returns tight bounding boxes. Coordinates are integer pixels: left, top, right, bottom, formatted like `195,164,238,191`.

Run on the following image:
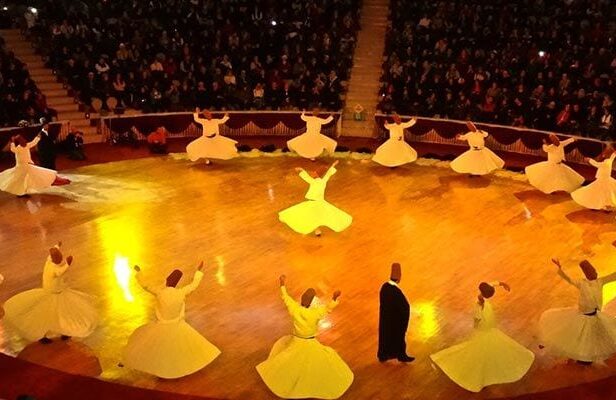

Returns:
431,299,534,392
0,137,57,196
186,114,238,161
3,252,98,341
450,130,505,175
256,286,353,399
279,167,352,234
372,120,418,167
524,138,585,193
287,114,337,159
123,270,220,379
571,153,616,210
539,270,616,362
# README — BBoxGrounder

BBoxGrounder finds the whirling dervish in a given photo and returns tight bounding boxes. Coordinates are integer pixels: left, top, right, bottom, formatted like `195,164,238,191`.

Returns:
287,109,337,160
0,134,67,197
525,134,584,194
278,160,352,236
571,146,616,210
123,262,220,379
450,121,505,176
539,258,616,363
256,275,353,400
430,281,534,392
3,242,98,343
372,115,418,167
186,108,237,164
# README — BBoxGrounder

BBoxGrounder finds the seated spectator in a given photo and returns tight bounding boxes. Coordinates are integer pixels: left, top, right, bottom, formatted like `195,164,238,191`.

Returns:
111,126,140,148
147,126,168,154
64,124,86,160
380,0,615,138
33,0,361,115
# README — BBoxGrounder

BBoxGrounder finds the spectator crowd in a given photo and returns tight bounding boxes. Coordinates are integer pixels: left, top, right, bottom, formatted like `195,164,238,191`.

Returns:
29,0,360,114
379,0,615,139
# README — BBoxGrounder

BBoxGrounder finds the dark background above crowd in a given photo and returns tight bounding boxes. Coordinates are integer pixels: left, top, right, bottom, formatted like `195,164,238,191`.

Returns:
379,0,616,139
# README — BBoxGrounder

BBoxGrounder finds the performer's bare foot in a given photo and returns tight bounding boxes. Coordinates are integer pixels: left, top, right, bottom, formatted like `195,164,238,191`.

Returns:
39,337,52,344
310,158,316,161
205,159,211,165
314,229,322,237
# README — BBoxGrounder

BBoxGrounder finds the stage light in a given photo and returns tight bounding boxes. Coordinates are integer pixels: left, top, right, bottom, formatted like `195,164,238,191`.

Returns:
215,255,227,286
271,20,277,26
114,255,134,302
28,6,37,14
538,51,546,58
2,6,8,11
414,301,439,341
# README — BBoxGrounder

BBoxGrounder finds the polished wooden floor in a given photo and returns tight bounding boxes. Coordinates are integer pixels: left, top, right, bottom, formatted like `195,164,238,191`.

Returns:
1,155,616,400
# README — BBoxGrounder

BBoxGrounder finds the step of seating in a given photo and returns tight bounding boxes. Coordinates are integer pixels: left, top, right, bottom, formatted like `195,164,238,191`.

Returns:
58,111,86,121
37,82,65,91
47,97,77,107
53,103,80,113
45,89,70,97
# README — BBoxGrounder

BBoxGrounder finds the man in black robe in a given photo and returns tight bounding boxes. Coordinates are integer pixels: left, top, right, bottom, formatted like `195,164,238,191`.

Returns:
378,262,414,362
37,118,57,170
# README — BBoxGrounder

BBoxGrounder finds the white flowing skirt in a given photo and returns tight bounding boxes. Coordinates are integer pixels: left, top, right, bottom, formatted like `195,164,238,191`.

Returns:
256,335,354,399
525,161,585,194
571,177,616,210
539,308,616,362
186,135,238,162
3,288,98,341
287,133,337,159
450,148,505,175
123,319,221,379
372,139,418,167
0,163,56,196
430,328,534,392
279,199,352,234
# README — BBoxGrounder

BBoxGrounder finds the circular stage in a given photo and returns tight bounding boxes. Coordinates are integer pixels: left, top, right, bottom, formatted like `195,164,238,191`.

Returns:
1,154,616,399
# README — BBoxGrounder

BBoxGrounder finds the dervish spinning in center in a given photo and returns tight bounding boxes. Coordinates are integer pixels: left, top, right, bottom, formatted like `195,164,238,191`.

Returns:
278,160,352,236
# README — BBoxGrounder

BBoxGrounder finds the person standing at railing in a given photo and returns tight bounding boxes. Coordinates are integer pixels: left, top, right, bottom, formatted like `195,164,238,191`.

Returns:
186,108,237,165
37,118,57,170
287,109,337,160
571,145,616,210
524,134,584,194
450,121,505,176
373,115,418,167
